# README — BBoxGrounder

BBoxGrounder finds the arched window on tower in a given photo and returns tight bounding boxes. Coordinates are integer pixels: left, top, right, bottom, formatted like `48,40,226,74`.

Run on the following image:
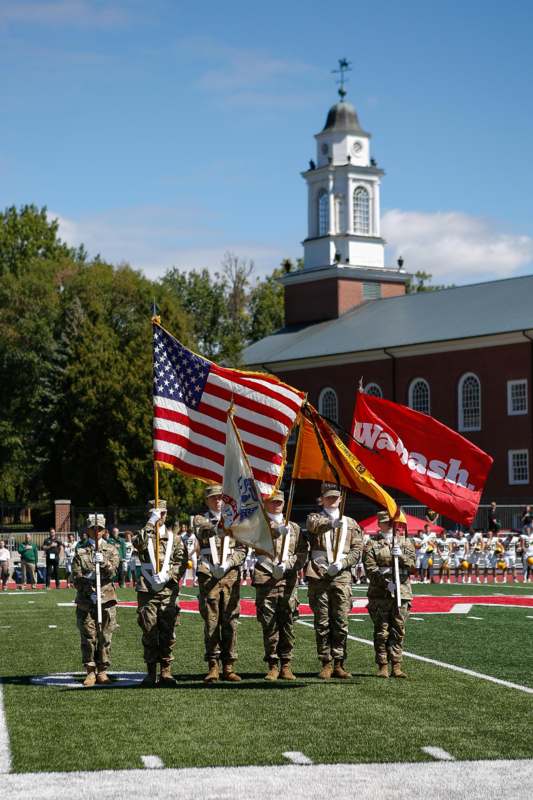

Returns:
364,382,383,398
458,373,481,431
318,189,329,236
353,186,370,234
319,387,338,423
408,378,431,414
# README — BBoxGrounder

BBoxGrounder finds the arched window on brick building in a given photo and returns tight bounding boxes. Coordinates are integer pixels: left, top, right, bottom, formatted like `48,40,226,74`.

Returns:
364,382,383,398
458,372,481,431
318,387,338,423
408,378,431,414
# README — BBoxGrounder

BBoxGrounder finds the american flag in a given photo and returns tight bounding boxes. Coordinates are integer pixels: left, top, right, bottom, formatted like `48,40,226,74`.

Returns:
152,323,305,496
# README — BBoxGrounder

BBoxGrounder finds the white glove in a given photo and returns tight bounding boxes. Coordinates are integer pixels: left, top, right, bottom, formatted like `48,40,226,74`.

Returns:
277,525,289,537
148,509,162,526
90,592,98,604
387,581,396,595
327,561,342,577
94,552,104,564
154,569,169,585
391,545,402,557
332,519,344,530
272,563,285,580
211,563,225,580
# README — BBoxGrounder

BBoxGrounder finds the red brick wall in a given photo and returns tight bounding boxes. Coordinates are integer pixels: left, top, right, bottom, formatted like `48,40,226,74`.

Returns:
276,341,533,502
285,277,406,325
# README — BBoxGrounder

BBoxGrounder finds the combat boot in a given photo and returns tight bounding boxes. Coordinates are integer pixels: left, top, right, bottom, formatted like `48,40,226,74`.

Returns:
204,660,220,683
333,659,351,679
222,662,242,682
279,661,296,681
139,663,158,687
391,662,408,679
377,662,389,678
83,667,96,687
318,660,333,680
96,670,110,685
159,664,177,687
264,662,280,681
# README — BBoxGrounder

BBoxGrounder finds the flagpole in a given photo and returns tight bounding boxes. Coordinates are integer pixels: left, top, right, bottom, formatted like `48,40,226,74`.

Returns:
152,304,161,573
284,420,301,525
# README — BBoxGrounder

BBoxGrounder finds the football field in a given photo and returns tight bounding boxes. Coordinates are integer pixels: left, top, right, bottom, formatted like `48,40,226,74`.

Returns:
1,582,532,799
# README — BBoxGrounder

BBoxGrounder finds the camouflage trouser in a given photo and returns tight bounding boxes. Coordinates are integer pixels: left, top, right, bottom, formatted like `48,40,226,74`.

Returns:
255,581,298,663
137,590,179,666
307,576,352,663
76,604,117,669
367,598,411,665
198,571,240,663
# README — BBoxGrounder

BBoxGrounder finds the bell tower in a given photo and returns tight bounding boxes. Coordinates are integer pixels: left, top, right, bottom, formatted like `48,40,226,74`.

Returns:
302,59,386,270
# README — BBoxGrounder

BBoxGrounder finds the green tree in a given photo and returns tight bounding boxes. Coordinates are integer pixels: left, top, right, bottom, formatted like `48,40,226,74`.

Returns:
248,266,284,343
406,270,452,293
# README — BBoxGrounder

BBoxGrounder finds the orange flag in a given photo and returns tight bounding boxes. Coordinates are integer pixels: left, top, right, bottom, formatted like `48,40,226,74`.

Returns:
293,404,402,521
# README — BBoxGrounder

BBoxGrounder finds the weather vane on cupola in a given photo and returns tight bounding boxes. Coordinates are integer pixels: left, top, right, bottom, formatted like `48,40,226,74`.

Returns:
332,58,352,100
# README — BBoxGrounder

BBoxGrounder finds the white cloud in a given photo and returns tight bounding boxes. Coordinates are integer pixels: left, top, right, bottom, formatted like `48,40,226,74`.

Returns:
0,1,129,28
382,209,533,284
50,206,291,279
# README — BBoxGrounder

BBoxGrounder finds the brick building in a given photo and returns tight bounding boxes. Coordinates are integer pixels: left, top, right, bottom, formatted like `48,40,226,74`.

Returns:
243,92,532,506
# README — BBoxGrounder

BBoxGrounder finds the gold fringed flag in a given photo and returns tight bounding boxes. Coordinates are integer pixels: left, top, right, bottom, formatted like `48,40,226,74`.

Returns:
293,404,402,521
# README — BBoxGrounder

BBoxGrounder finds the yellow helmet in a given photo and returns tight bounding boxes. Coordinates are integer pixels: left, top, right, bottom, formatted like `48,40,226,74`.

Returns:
427,558,433,567
187,560,193,569
497,559,507,570
527,556,533,566
461,560,469,570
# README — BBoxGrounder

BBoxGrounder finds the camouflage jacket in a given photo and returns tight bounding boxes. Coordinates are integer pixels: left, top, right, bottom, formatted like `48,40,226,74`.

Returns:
363,535,416,602
305,512,363,580
193,511,246,576
132,523,187,593
72,541,119,609
253,521,308,586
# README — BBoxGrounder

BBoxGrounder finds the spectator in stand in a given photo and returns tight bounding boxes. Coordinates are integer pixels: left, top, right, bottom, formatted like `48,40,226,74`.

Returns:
488,502,501,535
17,533,38,589
521,505,533,535
63,533,77,588
0,540,11,591
43,528,63,589
76,530,89,550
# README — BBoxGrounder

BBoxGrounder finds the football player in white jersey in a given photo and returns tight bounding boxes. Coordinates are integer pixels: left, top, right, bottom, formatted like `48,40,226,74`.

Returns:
482,532,497,584
420,525,437,584
504,532,520,583
492,533,507,583
521,531,533,582
468,530,484,583
452,532,469,583
437,532,453,583
412,530,424,583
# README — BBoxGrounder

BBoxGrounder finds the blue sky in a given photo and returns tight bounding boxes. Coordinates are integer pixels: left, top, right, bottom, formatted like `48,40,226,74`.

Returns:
2,0,533,284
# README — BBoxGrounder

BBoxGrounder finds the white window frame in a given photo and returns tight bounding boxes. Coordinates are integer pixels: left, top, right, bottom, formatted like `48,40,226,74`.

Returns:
353,185,370,234
408,377,431,415
317,189,329,237
318,386,339,423
364,382,383,398
458,372,481,432
507,379,528,416
508,449,530,485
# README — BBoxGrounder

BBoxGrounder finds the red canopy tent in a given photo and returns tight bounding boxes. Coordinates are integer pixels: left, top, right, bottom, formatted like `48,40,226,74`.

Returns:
358,513,444,536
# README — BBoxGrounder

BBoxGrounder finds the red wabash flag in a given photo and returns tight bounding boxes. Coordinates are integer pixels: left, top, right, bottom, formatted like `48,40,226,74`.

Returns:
152,323,306,497
350,391,493,526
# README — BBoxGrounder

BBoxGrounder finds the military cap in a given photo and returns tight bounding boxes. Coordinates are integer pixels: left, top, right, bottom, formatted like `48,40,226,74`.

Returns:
205,484,223,498
320,481,341,498
147,499,167,511
269,489,284,502
86,513,106,530
377,510,391,524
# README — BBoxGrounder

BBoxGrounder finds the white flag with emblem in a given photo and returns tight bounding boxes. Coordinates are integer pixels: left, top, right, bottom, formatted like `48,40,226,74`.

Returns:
221,413,274,556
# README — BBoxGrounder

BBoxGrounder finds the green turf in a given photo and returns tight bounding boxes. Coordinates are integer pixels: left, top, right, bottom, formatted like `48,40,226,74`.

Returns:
1,585,532,773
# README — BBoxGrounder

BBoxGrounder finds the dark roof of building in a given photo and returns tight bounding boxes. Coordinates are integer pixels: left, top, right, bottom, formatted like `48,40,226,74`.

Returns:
322,101,366,135
242,273,533,366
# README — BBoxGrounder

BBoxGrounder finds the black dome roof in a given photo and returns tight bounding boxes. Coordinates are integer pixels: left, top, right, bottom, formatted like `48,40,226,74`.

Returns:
322,101,364,134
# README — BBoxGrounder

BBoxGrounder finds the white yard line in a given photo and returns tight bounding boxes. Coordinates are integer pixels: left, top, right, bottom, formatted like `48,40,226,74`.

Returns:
298,620,533,695
141,756,164,769
422,746,455,761
0,682,12,773
1,760,533,800
283,751,313,765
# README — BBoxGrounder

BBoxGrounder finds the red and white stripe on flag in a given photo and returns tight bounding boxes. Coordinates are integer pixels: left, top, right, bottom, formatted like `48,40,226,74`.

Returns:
152,323,305,496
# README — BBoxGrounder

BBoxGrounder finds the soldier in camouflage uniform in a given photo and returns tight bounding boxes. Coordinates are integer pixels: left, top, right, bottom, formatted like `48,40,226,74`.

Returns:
253,489,308,681
72,514,120,687
133,499,188,687
193,484,247,683
363,510,416,678
306,482,363,679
